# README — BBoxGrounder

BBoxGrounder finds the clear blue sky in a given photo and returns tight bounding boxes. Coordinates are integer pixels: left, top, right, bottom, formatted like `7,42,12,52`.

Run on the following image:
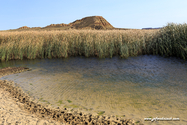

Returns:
1,0,187,30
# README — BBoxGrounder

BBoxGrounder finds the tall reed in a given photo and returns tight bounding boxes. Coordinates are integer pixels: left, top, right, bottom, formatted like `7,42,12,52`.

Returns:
0,23,186,62
148,23,187,60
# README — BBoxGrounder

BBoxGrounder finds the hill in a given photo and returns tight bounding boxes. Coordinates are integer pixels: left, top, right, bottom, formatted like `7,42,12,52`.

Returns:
44,16,114,30
15,16,114,31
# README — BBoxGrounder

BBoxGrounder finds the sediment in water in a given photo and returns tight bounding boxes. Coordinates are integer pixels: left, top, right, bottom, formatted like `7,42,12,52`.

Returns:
0,67,142,125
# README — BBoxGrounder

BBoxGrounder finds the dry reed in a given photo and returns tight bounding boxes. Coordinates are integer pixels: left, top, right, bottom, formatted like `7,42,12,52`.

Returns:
0,23,186,61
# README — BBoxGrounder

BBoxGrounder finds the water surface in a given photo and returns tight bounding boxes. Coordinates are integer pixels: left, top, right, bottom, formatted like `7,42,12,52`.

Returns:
0,55,187,125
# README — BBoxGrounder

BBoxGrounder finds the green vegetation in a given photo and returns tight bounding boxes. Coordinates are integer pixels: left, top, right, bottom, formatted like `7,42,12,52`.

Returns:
97,111,105,115
67,100,72,103
64,105,71,108
116,115,125,117
39,98,50,104
57,100,63,104
29,83,32,85
179,108,186,111
148,23,187,60
135,121,140,124
70,104,79,108
39,98,43,101
0,23,186,61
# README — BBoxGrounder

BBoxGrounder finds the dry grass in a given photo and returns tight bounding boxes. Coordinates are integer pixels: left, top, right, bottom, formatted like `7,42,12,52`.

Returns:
0,23,186,61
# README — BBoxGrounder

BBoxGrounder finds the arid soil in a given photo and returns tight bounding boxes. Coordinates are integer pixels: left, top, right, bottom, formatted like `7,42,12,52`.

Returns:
0,87,65,125
0,67,141,125
17,16,114,30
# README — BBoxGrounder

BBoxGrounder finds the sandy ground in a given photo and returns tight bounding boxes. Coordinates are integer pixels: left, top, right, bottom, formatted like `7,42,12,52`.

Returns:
0,88,66,125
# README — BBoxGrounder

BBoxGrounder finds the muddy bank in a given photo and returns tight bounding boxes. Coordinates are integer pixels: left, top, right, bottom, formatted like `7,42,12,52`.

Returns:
0,67,141,125
0,67,30,77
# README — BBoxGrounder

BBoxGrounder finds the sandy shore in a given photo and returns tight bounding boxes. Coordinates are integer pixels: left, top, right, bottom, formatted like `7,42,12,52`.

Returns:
0,67,66,125
0,67,140,125
0,87,66,125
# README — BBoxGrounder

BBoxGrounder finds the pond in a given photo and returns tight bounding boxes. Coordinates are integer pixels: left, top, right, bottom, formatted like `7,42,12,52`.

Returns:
0,55,187,124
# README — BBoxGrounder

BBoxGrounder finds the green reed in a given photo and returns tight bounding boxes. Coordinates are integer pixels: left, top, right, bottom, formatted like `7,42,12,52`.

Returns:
0,23,186,62
148,23,187,60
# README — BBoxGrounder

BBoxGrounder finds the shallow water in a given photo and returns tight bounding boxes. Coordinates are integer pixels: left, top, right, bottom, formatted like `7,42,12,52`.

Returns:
0,55,187,125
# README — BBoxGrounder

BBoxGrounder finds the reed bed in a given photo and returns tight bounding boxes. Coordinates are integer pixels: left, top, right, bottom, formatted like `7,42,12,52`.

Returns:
0,23,186,61
149,23,187,60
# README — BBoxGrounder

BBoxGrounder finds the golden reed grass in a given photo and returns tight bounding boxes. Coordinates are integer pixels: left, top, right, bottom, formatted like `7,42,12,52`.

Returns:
0,23,186,61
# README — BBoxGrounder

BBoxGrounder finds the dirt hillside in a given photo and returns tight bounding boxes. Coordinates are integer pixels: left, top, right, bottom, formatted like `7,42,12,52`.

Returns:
69,16,114,29
18,26,30,29
17,16,114,30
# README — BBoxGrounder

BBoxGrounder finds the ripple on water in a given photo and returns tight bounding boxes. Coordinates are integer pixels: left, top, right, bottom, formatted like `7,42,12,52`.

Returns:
0,55,187,125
